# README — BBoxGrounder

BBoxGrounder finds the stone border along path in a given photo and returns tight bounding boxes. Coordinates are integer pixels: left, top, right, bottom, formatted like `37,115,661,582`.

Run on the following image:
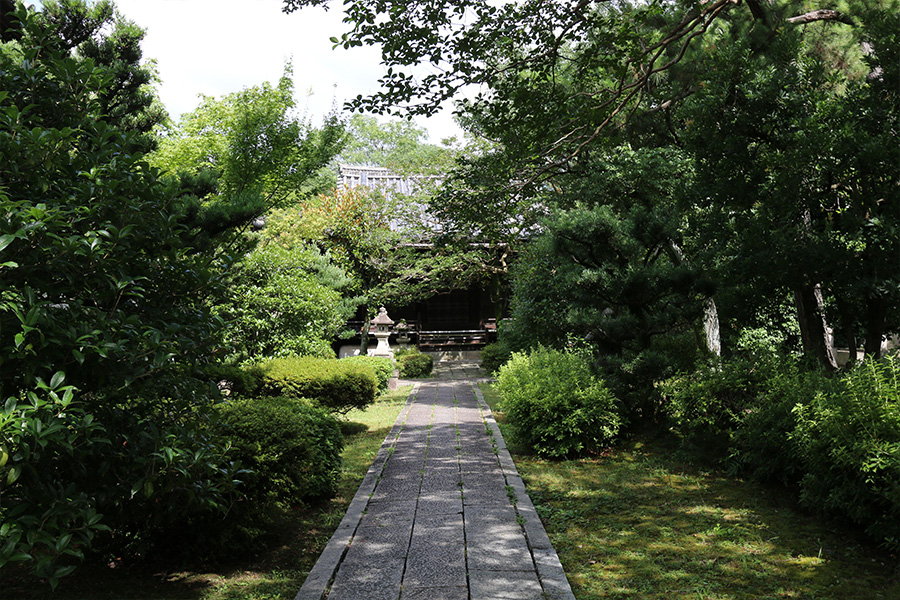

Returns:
294,372,575,600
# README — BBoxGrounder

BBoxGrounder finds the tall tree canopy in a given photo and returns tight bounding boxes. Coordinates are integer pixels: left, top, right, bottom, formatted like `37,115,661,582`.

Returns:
150,63,346,255
282,0,898,369
283,1,862,178
1,0,168,152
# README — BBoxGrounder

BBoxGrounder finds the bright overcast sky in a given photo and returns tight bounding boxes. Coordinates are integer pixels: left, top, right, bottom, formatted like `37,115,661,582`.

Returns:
106,0,463,143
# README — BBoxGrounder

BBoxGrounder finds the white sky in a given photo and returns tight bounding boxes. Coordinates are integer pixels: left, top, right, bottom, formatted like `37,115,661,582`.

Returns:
110,0,464,143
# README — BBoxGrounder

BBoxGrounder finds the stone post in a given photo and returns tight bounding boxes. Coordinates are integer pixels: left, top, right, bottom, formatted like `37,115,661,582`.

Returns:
369,306,394,359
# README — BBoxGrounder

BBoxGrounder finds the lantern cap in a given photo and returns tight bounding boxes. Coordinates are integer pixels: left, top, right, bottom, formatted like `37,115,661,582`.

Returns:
372,306,394,327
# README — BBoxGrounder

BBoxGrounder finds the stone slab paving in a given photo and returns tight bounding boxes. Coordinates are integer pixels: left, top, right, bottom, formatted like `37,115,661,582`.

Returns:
295,365,575,600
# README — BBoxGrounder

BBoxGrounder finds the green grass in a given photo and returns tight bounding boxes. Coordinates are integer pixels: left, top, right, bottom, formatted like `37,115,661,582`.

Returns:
5,387,411,600
480,383,899,600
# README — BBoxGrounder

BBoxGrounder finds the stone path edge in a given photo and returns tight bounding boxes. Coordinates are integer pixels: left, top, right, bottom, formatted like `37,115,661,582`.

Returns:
471,383,576,600
294,383,422,600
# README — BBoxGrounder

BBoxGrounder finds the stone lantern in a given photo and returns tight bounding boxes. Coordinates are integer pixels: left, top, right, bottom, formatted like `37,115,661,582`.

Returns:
369,306,394,358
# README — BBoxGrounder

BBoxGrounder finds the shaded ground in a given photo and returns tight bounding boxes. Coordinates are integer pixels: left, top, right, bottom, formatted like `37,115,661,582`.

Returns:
479,384,900,600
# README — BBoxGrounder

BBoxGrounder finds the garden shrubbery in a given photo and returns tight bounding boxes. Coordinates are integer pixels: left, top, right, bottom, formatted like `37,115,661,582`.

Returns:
480,342,512,375
256,356,378,413
342,355,394,393
662,350,900,551
496,346,621,459
395,348,434,378
202,363,265,397
792,357,900,549
215,397,343,506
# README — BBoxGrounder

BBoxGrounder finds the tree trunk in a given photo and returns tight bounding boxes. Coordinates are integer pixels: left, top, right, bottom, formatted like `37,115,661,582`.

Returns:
793,283,837,371
665,239,721,356
864,294,887,360
835,295,858,368
703,297,722,357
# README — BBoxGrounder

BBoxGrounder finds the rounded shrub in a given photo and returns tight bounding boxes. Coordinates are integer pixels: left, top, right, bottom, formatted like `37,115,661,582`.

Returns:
496,346,622,458
215,397,343,506
481,342,512,375
660,358,769,453
342,355,394,393
397,351,433,378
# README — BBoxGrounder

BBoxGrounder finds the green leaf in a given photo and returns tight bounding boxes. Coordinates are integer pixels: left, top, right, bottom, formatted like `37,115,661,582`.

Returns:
7,465,21,485
50,371,65,390
55,533,73,553
0,234,14,252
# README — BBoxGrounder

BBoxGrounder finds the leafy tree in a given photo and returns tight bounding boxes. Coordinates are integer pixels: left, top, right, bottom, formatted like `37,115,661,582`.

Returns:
290,187,491,348
150,63,346,256
0,4,259,584
212,243,351,363
680,6,900,368
284,0,897,369
283,0,858,178
338,113,457,174
32,0,167,153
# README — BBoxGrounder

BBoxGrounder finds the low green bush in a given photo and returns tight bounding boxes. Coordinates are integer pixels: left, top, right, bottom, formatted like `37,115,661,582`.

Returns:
496,346,622,459
481,342,512,375
792,357,900,551
202,363,264,397
662,347,900,552
731,365,826,484
215,397,343,506
256,356,378,413
397,351,433,378
342,355,394,393
660,358,771,454
660,352,822,483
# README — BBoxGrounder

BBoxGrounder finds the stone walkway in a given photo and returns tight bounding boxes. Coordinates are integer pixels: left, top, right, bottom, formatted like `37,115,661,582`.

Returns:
295,363,574,600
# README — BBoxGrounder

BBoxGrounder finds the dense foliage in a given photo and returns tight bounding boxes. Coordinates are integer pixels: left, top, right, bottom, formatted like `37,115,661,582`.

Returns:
256,356,379,413
496,347,621,459
0,1,349,585
793,357,900,549
212,244,349,362
215,397,343,507
662,349,900,551
0,4,242,585
278,0,899,552
395,348,433,379
342,355,395,393
479,342,511,375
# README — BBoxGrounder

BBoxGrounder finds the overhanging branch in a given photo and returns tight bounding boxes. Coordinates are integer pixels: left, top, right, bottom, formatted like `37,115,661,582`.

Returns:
788,10,854,26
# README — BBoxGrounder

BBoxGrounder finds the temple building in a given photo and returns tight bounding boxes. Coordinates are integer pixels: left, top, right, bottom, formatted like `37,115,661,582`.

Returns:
336,164,505,353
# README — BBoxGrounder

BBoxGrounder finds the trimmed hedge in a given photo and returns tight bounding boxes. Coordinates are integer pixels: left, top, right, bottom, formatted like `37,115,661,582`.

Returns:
342,355,394,393
496,346,622,459
396,350,433,378
257,356,378,413
215,397,342,506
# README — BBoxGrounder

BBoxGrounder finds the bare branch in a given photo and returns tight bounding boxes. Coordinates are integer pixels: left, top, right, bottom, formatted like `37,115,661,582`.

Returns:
787,10,854,26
